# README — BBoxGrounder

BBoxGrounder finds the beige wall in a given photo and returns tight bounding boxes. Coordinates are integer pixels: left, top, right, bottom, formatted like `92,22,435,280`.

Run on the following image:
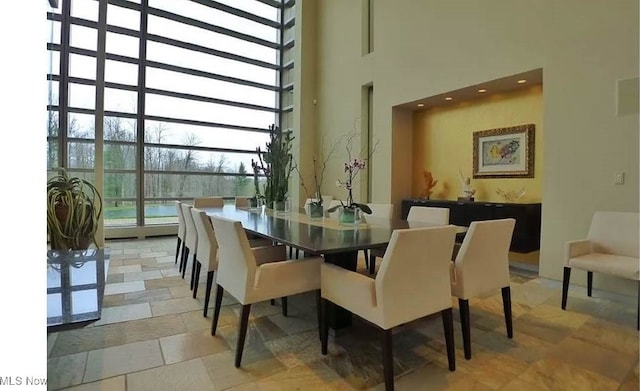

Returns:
413,86,544,203
301,0,639,295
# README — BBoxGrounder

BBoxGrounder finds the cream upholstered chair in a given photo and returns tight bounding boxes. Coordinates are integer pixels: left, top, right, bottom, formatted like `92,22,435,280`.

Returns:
326,199,342,219
320,226,458,391
210,215,323,367
193,197,224,208
179,203,198,284
190,208,219,316
363,203,394,273
450,218,516,359
174,201,186,265
562,211,639,329
234,197,249,208
368,206,450,274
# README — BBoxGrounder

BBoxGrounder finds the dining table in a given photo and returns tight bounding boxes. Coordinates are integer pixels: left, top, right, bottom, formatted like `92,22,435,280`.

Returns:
204,205,465,330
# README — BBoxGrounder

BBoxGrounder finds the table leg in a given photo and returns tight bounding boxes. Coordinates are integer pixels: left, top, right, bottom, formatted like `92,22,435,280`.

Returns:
323,251,358,331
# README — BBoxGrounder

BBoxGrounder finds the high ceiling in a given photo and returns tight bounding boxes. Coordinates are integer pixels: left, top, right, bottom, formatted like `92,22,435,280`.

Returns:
398,68,543,111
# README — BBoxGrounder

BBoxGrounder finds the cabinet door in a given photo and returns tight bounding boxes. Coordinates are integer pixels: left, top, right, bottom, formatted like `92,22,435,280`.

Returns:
465,203,494,223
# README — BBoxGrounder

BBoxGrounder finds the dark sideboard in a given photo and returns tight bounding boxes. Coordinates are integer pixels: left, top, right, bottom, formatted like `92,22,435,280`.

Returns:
401,199,541,253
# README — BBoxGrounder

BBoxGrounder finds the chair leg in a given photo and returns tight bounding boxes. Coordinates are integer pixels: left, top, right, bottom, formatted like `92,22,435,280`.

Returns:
281,296,288,317
368,254,376,275
501,286,513,339
561,267,571,310
288,246,293,259
295,249,300,259
270,299,275,305
636,281,640,330
189,253,198,290
320,298,329,355
381,328,394,391
235,304,252,368
192,261,201,298
315,290,321,340
458,298,472,359
441,308,456,371
211,284,224,336
363,249,370,271
180,247,190,277
203,271,214,317
175,237,182,264
587,271,593,297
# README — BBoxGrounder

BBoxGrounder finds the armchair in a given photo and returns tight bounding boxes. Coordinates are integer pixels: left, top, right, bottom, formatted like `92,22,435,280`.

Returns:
562,211,639,329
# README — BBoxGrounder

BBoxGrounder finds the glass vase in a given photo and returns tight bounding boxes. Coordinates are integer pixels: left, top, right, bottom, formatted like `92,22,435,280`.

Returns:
339,206,360,226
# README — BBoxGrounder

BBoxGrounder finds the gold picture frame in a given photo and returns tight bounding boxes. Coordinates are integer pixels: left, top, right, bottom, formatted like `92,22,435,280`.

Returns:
472,124,535,178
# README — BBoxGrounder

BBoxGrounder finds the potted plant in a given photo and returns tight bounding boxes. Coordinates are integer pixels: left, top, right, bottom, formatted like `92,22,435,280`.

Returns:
254,124,295,211
327,135,377,224
47,168,103,250
249,158,263,208
296,139,339,219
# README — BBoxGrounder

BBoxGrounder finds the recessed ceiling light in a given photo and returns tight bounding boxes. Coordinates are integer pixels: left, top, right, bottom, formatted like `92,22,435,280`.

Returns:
445,97,452,101
417,103,425,107
517,79,527,84
478,89,487,93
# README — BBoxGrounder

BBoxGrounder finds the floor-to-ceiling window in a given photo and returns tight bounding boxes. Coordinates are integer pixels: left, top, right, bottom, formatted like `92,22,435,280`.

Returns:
47,0,284,232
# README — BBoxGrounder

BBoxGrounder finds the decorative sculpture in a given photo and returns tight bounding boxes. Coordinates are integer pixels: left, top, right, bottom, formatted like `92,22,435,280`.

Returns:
458,169,476,200
421,170,438,199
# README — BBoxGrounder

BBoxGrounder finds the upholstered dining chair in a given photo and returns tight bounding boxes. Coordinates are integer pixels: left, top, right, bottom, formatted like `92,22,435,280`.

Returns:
234,197,249,208
368,206,450,274
193,197,225,208
190,208,219,316
320,225,458,391
450,218,516,359
326,199,342,219
210,215,324,368
179,204,198,285
363,203,394,273
174,201,186,266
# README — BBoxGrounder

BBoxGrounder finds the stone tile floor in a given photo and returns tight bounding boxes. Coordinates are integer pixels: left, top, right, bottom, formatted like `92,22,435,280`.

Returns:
47,237,639,390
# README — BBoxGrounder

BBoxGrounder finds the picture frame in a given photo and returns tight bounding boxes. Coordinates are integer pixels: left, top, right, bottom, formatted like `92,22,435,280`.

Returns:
472,124,535,178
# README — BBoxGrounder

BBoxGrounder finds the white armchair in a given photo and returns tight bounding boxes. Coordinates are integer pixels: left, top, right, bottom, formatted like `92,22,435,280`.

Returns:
179,203,198,285
190,208,218,316
210,215,323,367
174,201,186,265
193,197,224,208
562,211,639,329
368,206,450,274
450,218,515,359
363,203,394,273
320,226,458,391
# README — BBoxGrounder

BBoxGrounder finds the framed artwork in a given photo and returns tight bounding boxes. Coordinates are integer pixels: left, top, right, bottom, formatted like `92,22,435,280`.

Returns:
472,124,535,178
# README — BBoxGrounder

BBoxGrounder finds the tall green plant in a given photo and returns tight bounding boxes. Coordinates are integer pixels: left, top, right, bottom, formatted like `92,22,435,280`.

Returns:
47,169,103,250
255,125,295,206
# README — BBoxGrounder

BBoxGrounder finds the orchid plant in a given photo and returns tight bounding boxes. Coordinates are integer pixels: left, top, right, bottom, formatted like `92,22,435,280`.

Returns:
327,134,377,215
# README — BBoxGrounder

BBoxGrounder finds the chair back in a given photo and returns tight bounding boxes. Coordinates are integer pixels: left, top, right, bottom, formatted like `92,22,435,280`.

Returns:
180,203,198,250
453,218,515,298
191,208,218,272
175,201,186,239
376,225,457,328
210,215,258,302
407,206,449,225
235,197,249,208
367,203,394,219
194,197,225,208
587,211,639,258
327,199,343,219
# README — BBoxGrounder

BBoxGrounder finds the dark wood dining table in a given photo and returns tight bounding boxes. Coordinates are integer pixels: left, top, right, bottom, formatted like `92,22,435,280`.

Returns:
204,205,465,330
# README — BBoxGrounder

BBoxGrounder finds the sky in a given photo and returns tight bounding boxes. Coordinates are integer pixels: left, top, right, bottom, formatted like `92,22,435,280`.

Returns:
49,0,282,171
